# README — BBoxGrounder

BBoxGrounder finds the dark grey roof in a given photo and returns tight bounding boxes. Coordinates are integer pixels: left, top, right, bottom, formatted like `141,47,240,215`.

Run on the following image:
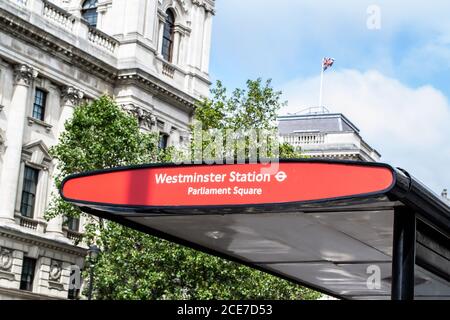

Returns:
277,113,360,135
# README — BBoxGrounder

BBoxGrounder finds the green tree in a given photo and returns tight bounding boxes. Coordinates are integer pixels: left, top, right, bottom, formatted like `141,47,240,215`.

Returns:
191,78,301,161
48,84,319,300
46,95,162,244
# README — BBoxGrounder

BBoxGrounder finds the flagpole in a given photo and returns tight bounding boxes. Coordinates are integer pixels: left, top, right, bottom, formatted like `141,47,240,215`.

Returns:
319,62,324,107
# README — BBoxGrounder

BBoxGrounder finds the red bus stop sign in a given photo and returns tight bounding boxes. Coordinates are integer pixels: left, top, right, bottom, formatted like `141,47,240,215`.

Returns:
61,161,394,208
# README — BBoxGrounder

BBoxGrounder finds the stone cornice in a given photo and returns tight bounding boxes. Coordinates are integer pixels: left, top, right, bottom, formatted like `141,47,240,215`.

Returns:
192,0,215,14
0,6,198,111
117,69,196,112
0,7,118,82
97,0,113,12
22,140,53,163
27,116,53,133
0,225,87,257
157,8,167,22
175,0,189,13
0,286,64,300
174,23,191,36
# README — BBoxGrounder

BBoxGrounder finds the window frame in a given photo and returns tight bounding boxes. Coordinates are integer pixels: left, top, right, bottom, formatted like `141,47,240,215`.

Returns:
65,215,80,232
20,257,37,292
161,9,175,62
32,88,47,122
81,0,98,28
158,132,170,150
19,166,40,218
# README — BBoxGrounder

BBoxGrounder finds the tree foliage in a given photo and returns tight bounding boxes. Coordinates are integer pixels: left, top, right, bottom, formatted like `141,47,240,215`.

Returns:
192,78,301,160
48,82,319,300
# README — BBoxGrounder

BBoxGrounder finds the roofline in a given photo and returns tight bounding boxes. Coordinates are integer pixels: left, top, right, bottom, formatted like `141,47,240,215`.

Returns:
277,113,361,133
354,131,382,158
390,168,450,236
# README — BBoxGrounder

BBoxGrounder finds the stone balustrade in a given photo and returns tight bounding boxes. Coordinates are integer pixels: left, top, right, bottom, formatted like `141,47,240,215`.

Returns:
87,27,119,54
6,0,118,55
282,133,326,146
42,0,75,32
18,215,38,230
13,0,28,6
3,0,199,88
64,228,83,243
162,62,176,78
281,131,380,161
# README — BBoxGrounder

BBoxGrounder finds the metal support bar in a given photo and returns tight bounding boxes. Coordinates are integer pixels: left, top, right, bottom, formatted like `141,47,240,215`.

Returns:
391,206,416,300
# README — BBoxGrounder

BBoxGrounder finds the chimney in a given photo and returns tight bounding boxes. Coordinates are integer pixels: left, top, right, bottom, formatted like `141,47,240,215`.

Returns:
442,189,448,199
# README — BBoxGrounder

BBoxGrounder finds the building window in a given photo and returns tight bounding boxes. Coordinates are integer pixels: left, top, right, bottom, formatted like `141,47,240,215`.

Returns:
162,9,175,62
32,88,47,121
81,0,98,27
20,257,36,291
66,216,80,232
20,166,39,218
159,133,169,150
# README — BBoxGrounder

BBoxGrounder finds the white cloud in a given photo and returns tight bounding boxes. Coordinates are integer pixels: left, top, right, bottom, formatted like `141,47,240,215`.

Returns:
399,35,450,78
211,1,450,193
280,69,450,193
212,0,450,90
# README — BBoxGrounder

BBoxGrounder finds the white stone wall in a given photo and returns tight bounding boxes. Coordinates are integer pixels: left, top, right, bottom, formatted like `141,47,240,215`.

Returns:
280,131,381,162
0,230,85,299
0,0,215,299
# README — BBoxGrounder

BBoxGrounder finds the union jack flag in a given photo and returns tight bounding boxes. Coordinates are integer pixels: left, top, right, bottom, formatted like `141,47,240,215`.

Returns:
322,57,335,71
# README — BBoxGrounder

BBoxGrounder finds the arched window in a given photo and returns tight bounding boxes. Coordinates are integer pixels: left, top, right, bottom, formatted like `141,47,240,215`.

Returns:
81,0,98,28
162,9,175,62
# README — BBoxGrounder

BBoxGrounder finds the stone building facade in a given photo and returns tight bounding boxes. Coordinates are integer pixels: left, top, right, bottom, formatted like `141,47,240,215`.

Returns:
0,0,214,299
278,108,381,162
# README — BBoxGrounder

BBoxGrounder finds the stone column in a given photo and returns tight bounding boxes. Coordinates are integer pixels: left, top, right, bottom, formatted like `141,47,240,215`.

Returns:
201,10,213,73
0,129,4,170
44,190,65,236
173,30,181,65
57,86,84,138
189,5,202,68
178,31,186,67
46,86,84,237
97,4,108,31
0,65,38,224
34,167,49,234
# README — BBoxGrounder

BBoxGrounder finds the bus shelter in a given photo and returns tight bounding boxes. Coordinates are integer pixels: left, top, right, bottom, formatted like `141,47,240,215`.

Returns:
60,160,450,300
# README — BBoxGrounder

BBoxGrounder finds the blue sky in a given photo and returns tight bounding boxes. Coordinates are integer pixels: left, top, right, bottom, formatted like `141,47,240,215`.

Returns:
208,0,450,194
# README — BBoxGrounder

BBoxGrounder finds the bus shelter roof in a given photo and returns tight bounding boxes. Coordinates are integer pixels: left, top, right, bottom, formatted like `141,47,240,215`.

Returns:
60,160,450,300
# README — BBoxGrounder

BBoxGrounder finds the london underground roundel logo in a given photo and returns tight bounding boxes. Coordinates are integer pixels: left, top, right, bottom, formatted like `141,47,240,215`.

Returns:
275,171,287,182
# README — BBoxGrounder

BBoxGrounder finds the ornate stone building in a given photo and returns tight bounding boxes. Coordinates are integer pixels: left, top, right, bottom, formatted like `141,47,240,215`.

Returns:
0,0,214,299
278,107,381,162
